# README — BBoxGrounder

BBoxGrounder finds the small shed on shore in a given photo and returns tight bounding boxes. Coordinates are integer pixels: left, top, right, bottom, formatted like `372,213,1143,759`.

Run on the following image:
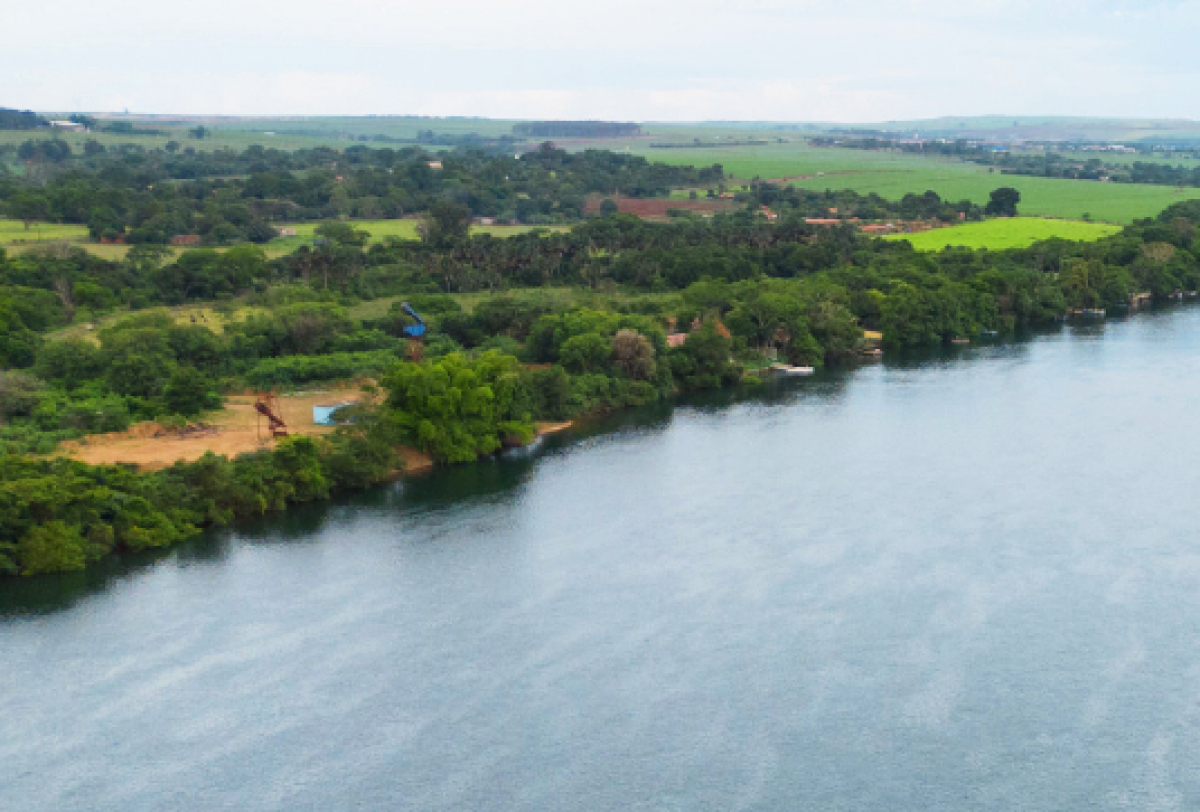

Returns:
313,402,354,426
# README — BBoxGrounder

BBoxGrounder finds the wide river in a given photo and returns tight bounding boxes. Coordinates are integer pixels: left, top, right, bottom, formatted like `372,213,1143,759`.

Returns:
5,308,1200,811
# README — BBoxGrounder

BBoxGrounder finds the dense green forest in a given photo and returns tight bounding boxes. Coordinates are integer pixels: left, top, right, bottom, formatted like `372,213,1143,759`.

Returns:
5,135,1200,577
0,140,721,242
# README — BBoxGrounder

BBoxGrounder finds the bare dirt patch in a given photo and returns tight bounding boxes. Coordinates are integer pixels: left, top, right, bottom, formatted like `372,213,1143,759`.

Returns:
60,387,365,471
57,390,576,476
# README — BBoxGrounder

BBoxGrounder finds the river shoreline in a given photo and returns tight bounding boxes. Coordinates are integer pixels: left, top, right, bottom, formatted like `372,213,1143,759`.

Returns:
392,420,576,479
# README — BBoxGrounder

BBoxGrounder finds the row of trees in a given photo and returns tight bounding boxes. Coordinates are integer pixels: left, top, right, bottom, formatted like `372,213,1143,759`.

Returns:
0,423,399,576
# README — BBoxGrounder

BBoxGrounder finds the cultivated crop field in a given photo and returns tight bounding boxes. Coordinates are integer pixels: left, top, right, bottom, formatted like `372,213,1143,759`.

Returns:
887,217,1123,252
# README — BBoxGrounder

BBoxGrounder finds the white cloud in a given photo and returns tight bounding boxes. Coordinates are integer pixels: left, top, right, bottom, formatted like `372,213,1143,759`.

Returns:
5,0,1199,121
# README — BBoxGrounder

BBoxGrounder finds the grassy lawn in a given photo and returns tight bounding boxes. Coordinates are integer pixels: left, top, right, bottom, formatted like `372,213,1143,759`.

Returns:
271,219,421,254
887,217,1123,252
0,218,90,245
51,302,270,343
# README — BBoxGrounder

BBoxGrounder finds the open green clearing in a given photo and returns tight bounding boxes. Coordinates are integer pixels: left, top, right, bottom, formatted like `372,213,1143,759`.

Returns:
0,217,569,261
0,218,89,245
271,220,568,254
887,217,1122,252
47,284,676,343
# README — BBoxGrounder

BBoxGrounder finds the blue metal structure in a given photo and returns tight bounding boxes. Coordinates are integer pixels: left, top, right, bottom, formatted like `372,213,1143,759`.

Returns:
399,302,426,339
312,404,351,426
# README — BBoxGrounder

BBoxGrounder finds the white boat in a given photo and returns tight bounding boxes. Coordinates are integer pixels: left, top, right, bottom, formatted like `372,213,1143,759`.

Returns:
771,364,815,376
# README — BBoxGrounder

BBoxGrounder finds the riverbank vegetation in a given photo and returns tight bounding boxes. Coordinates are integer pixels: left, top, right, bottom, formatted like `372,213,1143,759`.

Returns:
6,136,1200,576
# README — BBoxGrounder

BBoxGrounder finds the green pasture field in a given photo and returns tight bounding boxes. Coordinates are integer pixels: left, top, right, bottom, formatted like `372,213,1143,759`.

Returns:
270,220,422,254
1057,151,1200,169
788,171,1200,224
886,217,1123,252
631,142,1200,223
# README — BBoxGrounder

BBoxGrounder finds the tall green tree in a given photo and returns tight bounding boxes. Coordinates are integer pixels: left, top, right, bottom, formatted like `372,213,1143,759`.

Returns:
381,352,533,463
985,187,1021,217
420,199,471,249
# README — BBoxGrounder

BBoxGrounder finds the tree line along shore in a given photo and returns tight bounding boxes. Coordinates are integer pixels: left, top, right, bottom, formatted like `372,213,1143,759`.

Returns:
4,139,1200,576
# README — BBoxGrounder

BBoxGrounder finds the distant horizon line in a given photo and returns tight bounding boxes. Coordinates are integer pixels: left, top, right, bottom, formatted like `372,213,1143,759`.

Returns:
22,111,1200,128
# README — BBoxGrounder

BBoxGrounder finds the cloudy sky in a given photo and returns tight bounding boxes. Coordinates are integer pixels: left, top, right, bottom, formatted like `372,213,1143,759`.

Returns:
6,0,1198,121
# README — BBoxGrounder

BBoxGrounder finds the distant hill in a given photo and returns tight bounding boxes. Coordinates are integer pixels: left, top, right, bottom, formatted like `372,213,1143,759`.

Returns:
514,121,642,138
841,116,1200,144
649,117,1200,145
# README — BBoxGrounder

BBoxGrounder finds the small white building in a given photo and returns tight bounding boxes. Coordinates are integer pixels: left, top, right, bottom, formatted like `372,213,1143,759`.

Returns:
48,120,86,132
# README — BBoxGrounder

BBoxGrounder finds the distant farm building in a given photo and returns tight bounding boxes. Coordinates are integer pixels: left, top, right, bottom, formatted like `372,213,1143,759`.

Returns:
48,120,86,132
426,161,443,171
860,224,897,235
170,234,201,246
277,227,298,237
513,121,642,139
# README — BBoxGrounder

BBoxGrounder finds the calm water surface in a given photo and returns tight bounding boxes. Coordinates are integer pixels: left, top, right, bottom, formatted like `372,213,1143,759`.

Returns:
4,310,1200,811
